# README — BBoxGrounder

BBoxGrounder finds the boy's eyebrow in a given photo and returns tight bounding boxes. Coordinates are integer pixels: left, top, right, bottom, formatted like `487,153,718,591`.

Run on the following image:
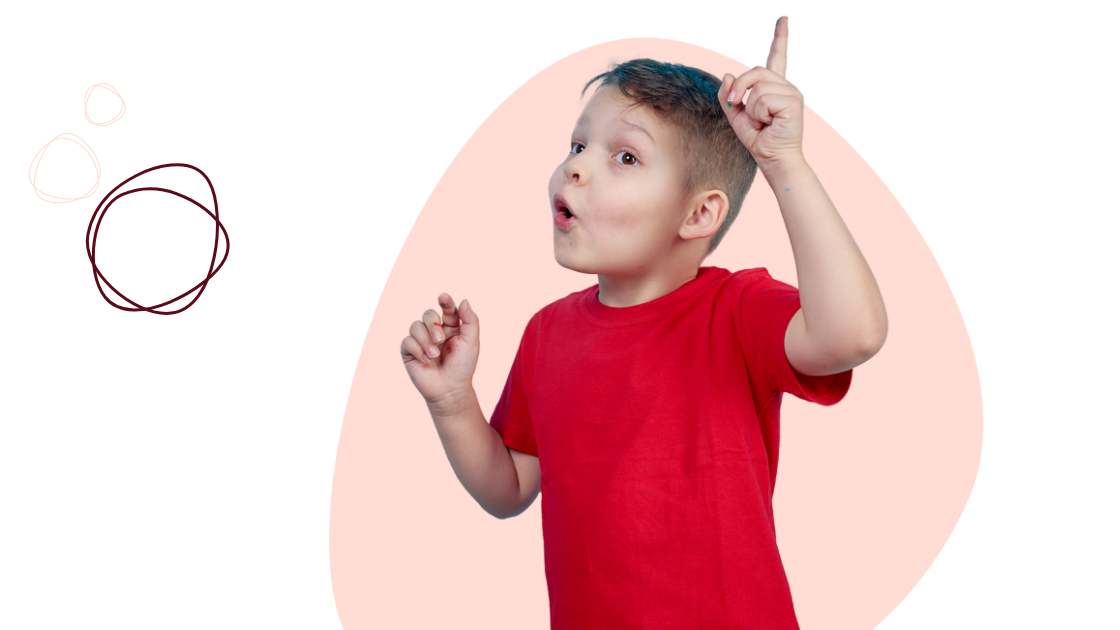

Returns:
575,114,656,146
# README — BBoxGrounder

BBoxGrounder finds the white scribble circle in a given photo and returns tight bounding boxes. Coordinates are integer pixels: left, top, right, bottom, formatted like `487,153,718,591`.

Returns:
27,133,100,205
84,82,126,128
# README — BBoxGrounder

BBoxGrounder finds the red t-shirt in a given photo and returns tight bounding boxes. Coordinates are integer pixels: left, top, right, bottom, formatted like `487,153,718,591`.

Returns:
489,266,853,629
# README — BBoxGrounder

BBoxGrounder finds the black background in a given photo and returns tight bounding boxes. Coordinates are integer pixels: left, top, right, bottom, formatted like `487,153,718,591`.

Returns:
10,14,990,627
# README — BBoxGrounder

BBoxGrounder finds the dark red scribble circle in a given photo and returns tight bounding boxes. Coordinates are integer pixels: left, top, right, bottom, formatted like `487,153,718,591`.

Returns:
85,163,229,314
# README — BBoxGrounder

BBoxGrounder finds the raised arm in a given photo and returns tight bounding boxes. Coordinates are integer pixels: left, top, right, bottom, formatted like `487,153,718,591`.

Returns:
770,157,886,376
720,16,888,376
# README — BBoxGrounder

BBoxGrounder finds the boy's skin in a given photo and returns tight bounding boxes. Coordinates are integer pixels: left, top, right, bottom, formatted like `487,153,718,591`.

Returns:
555,14,887,372
401,16,888,520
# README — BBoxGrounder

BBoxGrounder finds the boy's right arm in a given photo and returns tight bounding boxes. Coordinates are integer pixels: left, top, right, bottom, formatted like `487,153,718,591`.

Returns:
427,387,540,519
401,294,540,520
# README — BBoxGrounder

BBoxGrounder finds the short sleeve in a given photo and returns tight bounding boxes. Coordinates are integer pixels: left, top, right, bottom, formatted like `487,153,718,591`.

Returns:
488,315,538,457
735,269,852,406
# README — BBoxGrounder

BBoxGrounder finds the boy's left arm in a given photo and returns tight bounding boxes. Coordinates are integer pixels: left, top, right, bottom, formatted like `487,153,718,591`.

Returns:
720,16,888,377
765,156,887,377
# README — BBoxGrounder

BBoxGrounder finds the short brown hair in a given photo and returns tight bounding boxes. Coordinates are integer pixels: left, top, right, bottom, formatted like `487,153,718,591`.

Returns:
583,58,757,256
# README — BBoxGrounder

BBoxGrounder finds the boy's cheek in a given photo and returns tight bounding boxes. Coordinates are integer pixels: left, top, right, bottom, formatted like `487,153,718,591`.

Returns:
549,165,566,191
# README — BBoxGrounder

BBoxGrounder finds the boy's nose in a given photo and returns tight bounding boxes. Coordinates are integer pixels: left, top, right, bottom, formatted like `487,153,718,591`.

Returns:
563,158,582,184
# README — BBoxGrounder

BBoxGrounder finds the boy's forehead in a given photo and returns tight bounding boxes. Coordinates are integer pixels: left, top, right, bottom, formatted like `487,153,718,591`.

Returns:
576,87,674,147
579,87,652,125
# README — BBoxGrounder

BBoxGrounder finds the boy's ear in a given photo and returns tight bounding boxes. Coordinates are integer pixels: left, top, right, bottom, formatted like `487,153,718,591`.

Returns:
679,189,729,242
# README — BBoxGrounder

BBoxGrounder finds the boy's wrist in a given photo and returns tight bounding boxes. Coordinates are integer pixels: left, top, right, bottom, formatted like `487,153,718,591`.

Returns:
427,385,479,421
758,152,809,183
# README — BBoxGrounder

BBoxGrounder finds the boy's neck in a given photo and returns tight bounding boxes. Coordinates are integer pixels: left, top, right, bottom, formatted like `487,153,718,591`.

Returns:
596,264,702,308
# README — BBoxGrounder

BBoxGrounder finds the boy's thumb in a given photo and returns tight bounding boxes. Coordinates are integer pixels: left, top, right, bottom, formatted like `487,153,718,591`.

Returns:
459,299,479,344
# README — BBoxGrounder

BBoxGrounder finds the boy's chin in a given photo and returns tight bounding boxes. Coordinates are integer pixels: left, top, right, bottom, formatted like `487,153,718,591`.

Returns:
553,251,595,275
554,258,586,273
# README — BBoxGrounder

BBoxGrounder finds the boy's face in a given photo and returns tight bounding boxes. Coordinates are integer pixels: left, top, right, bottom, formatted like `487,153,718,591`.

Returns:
548,85,693,276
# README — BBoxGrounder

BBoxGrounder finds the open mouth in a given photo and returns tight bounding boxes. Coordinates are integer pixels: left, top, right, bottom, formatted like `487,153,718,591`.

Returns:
554,194,575,218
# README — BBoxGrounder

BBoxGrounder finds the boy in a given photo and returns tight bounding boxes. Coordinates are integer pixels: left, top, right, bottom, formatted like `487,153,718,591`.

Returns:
400,17,887,629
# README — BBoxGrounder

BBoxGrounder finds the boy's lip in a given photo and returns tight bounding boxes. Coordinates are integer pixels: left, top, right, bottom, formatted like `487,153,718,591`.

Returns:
552,193,576,218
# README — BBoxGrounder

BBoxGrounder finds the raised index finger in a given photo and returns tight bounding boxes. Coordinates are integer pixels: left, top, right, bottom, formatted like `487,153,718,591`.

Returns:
767,16,789,78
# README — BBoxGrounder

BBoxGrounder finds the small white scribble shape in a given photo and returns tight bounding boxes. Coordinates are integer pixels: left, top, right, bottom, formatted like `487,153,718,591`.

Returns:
29,132,101,204
84,82,126,126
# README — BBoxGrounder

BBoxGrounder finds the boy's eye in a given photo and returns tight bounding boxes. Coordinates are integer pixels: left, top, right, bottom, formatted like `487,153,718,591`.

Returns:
568,143,638,166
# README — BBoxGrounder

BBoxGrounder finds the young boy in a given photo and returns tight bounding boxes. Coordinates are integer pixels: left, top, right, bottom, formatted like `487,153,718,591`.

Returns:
400,17,887,629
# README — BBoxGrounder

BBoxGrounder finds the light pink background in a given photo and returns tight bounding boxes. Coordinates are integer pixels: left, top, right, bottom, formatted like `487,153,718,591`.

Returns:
330,38,982,629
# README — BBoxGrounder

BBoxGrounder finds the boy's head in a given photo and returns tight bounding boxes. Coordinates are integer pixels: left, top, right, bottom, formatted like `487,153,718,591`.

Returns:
549,58,758,277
